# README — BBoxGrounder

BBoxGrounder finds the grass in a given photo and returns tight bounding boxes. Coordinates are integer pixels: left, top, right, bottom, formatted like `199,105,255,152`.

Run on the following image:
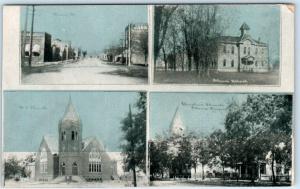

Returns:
154,70,279,85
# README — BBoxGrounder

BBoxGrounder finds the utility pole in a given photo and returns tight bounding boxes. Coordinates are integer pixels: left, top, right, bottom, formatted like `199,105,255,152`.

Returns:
28,5,35,68
21,6,29,66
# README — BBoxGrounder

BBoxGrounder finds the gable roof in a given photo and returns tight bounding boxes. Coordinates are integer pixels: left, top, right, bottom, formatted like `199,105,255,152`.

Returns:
43,135,58,154
82,136,105,152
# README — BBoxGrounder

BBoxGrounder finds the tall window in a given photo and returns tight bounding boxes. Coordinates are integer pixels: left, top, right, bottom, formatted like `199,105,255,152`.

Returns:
40,148,48,173
72,131,75,140
223,59,226,67
231,46,234,54
89,148,102,173
223,45,226,53
75,132,78,140
61,131,66,141
231,60,234,67
248,47,250,55
255,48,258,54
244,47,246,54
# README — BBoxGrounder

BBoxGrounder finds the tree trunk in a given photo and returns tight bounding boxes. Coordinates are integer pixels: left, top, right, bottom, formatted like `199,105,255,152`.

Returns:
194,165,197,180
271,155,277,185
222,164,225,181
202,164,205,180
132,165,137,187
162,47,167,71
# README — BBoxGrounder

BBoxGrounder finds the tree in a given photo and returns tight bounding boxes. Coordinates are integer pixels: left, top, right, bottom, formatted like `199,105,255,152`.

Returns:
195,139,211,180
120,92,146,187
154,5,178,69
4,156,22,179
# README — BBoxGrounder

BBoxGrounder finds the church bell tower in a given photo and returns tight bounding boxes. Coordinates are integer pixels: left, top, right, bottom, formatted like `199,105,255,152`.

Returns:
58,97,82,176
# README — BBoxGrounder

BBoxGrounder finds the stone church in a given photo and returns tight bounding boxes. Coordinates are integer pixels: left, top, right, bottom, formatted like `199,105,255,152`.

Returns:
215,23,269,73
35,98,118,182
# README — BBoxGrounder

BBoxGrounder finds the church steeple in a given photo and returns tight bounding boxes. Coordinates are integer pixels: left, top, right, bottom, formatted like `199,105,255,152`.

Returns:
61,96,80,123
170,105,186,137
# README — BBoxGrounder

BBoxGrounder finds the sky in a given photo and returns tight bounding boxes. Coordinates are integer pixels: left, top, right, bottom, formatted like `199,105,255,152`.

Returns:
21,5,148,55
150,92,249,139
217,4,280,64
3,91,141,152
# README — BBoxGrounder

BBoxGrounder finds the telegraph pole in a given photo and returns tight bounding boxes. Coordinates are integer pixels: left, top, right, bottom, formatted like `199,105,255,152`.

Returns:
21,6,29,66
28,5,35,68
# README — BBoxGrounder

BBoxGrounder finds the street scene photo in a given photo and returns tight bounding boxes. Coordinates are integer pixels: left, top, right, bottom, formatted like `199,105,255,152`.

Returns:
20,5,148,85
153,5,280,85
3,91,147,187
149,92,293,186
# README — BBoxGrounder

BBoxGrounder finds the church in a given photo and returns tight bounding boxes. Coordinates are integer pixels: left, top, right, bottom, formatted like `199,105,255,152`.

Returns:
35,98,118,182
215,23,269,73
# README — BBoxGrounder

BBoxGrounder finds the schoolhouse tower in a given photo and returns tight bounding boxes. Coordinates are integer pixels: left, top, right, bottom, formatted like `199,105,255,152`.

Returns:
240,22,250,37
58,97,82,176
170,106,186,137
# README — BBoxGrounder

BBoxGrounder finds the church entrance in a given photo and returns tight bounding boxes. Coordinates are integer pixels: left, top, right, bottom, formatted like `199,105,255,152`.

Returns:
72,162,78,175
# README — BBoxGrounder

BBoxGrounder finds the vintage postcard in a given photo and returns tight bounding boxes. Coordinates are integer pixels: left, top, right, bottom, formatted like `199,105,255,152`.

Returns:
149,92,293,186
17,5,148,85
152,5,287,86
3,91,147,187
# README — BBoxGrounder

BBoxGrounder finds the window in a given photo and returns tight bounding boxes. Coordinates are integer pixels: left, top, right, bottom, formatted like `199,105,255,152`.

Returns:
72,131,75,140
61,162,66,175
262,49,264,54
75,132,78,140
262,61,264,66
244,47,246,54
89,148,102,173
255,61,258,67
231,60,234,67
40,148,48,173
255,48,258,54
223,59,226,67
248,47,250,55
61,131,66,141
231,46,234,54
223,45,226,53
260,163,266,174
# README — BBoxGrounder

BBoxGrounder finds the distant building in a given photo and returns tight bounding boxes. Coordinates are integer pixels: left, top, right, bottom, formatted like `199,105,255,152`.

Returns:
35,98,118,182
215,23,269,73
125,23,148,66
51,39,73,61
21,31,52,65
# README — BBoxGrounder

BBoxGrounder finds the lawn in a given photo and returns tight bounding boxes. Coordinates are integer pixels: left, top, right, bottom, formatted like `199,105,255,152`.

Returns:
154,70,279,85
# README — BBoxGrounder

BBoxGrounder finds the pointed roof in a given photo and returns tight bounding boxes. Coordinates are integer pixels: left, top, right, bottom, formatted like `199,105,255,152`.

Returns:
170,106,186,137
61,96,80,122
43,135,58,154
240,22,250,31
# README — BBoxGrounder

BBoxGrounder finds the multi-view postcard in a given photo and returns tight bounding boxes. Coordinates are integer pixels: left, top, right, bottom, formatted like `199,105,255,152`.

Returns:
3,91,147,187
19,5,148,85
149,92,293,186
153,5,282,85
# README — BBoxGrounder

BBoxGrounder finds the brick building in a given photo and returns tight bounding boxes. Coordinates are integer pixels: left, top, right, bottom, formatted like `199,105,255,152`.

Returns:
125,23,148,66
51,39,73,61
35,98,117,182
21,31,52,64
215,23,269,72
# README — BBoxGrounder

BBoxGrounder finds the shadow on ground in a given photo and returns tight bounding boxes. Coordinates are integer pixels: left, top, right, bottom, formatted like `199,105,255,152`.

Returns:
101,65,148,78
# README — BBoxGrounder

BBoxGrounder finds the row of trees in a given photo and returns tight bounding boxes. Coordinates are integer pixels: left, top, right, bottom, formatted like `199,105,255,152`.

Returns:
154,5,227,76
5,154,35,180
120,92,146,187
150,95,292,185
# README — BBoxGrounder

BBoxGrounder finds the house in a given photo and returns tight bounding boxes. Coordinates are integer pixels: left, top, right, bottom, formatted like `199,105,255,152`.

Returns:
21,31,52,65
35,98,118,182
51,39,73,61
215,23,269,73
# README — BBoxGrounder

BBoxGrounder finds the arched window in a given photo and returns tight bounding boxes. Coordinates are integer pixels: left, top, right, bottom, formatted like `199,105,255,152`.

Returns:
89,148,101,173
40,148,48,173
223,59,226,67
61,162,66,175
231,46,234,54
231,60,234,67
72,162,78,175
72,131,75,140
244,47,246,54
